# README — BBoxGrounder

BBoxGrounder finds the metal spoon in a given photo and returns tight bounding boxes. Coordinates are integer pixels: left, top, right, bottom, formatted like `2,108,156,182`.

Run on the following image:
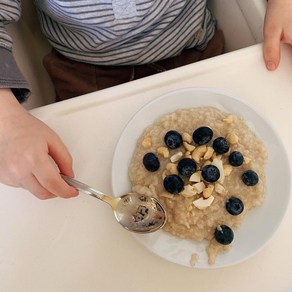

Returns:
61,175,166,233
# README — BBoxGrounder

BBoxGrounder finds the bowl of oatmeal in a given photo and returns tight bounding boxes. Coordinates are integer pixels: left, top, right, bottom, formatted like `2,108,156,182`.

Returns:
111,87,291,268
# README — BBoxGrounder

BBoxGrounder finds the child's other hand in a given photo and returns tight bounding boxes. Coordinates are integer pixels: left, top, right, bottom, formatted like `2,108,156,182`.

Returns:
263,0,292,70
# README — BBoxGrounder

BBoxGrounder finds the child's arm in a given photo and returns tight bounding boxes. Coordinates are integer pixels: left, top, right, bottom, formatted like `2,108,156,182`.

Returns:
0,2,78,199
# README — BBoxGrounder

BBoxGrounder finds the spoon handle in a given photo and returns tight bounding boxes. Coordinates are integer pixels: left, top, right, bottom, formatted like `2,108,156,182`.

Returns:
61,174,104,200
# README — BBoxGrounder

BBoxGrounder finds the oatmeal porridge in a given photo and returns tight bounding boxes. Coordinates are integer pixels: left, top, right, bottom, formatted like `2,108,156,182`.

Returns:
129,107,268,265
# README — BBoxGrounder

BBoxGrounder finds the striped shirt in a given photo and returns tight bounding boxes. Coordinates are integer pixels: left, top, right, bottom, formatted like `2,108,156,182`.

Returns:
0,0,216,101
1,0,216,66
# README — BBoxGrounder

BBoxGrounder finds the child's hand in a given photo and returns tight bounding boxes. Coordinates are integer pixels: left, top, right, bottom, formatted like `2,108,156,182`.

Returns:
263,0,292,70
0,89,78,200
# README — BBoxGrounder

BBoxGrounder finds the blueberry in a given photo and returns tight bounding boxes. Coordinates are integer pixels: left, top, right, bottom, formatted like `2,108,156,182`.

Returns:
214,225,234,245
229,151,244,167
242,170,259,186
226,197,244,215
164,130,183,149
201,165,220,183
212,137,230,154
163,175,184,194
143,152,160,172
177,158,197,177
192,126,213,145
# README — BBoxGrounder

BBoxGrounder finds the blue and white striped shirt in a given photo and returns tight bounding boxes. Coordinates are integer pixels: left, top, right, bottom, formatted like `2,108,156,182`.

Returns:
1,0,216,65
0,0,216,100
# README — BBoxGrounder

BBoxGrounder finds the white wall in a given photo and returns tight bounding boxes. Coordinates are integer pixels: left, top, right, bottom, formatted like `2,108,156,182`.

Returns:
208,0,266,52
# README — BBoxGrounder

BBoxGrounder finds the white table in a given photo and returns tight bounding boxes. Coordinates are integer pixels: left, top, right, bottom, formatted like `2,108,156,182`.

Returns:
1,43,292,292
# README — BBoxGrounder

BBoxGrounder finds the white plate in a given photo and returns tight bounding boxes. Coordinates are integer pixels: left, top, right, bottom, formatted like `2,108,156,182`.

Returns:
111,87,291,269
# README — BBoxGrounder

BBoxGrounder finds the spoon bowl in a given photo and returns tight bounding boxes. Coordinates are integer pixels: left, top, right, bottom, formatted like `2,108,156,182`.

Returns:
61,175,166,233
